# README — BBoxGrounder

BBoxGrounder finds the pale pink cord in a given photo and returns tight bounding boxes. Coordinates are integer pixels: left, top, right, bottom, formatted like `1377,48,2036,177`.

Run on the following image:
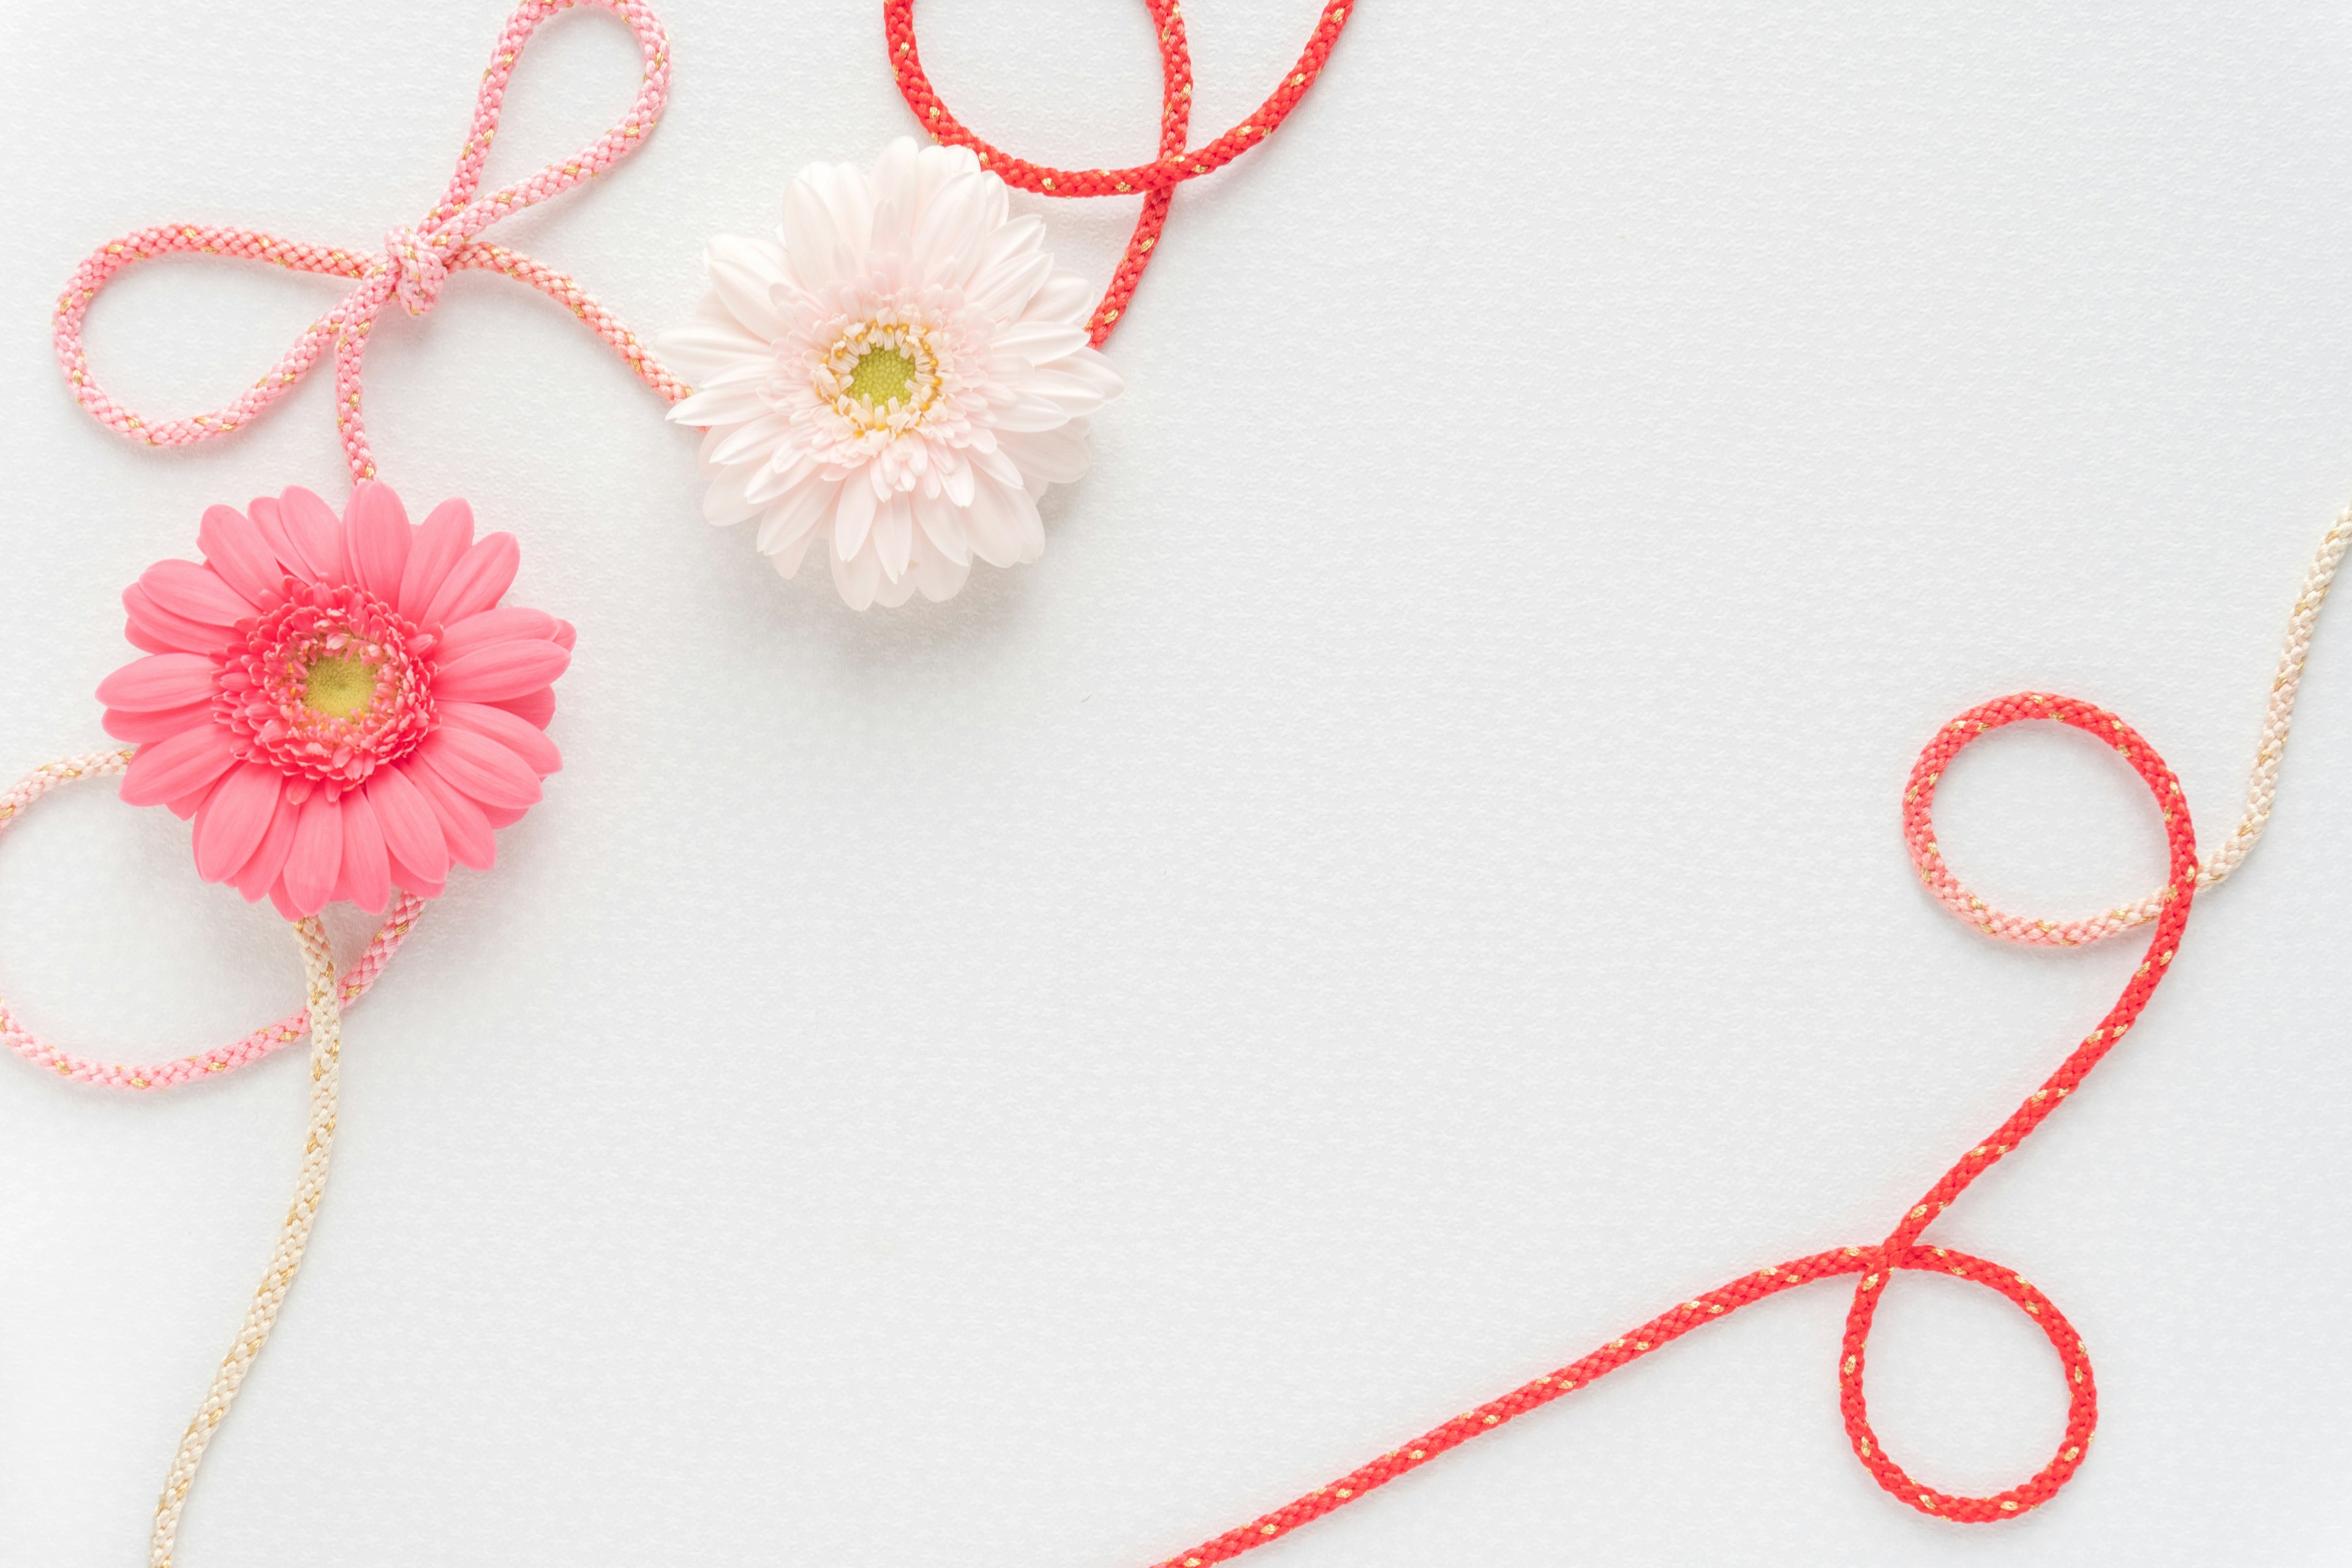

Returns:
0,753,420,1090
1910,506,2350,946
52,0,688,486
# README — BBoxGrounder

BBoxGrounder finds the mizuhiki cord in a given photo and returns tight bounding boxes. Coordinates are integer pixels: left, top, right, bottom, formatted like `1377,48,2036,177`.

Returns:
0,753,421,1088
1915,507,2351,946
1150,692,2195,1565
53,0,687,486
148,916,345,1568
886,0,1355,345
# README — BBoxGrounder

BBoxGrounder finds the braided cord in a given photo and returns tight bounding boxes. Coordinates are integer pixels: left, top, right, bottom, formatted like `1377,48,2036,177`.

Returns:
1152,693,2197,1564
148,917,346,1567
884,0,1355,345
52,0,685,486
0,753,421,1088
1912,508,2350,945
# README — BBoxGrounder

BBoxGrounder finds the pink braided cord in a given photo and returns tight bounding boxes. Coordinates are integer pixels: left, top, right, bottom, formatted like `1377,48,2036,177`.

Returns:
0,754,422,1091
53,0,687,485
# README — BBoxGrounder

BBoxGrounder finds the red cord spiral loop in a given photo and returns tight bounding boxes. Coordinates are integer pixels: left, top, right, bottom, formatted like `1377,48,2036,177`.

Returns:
884,0,1355,345
1149,692,2198,1564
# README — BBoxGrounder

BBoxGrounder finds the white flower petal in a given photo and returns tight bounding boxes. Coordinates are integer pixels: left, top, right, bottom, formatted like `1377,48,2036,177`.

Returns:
912,488,972,567
913,173,989,289
961,479,1023,568
699,464,763,527
916,143,981,209
831,538,883,609
832,475,879,559
967,247,1054,322
757,475,836,554
769,526,820,579
783,175,848,289
997,425,1091,486
978,213,1047,273
673,385,770,428
811,160,875,256
707,414,793,467
1052,348,1125,399
873,496,914,582
744,450,818,505
992,321,1091,364
659,318,772,379
940,454,976,507
869,137,922,253
706,235,790,337
1023,271,1096,326
910,524,971,601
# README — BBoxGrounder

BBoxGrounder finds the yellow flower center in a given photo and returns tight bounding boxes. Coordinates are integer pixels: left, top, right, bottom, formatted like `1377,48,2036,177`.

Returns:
818,315,946,437
304,655,377,718
848,347,917,409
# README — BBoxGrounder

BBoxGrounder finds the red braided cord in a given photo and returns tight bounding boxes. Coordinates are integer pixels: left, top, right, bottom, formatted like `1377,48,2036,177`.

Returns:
52,0,687,486
1148,692,2198,1565
885,0,1354,345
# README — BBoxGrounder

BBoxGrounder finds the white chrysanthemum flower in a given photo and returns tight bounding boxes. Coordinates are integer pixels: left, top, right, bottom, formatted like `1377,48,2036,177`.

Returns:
662,138,1123,608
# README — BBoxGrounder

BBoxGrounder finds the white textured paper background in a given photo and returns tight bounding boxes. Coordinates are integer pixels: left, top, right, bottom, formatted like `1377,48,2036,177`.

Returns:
0,1,2346,1562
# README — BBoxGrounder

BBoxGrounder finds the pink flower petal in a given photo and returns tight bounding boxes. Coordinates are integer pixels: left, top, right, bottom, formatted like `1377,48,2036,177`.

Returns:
337,788,392,913
138,559,252,628
277,487,349,584
423,532,520,627
119,723,236,808
385,852,446,900
344,481,412,603
192,763,283,883
551,619,576,651
399,499,475,622
123,617,176,657
364,767,450,886
441,702,562,778
230,792,299,902
282,790,345,915
97,652,216,713
266,878,306,921
104,701,215,744
197,505,283,608
123,583,234,655
491,687,559,729
435,606,557,663
480,802,529,829
434,638,570,703
248,494,306,578
417,728,542,812
404,756,497,870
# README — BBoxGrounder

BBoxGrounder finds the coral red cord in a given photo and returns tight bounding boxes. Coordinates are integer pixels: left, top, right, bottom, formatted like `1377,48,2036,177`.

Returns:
1147,692,2198,1564
885,0,1355,345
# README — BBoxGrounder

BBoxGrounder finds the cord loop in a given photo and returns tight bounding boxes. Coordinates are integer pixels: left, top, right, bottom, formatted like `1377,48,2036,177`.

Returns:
884,0,1355,345
1153,692,2202,1564
53,0,687,484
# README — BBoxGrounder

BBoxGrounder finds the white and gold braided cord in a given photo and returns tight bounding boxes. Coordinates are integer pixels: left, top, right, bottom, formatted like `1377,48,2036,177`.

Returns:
148,916,344,1568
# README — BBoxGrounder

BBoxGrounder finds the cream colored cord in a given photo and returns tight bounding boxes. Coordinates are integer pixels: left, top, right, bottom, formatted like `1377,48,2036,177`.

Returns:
2200,505,2352,889
148,916,344,1567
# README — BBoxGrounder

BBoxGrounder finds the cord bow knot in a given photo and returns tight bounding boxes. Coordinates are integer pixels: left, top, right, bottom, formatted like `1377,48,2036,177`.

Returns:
52,0,686,483
382,227,451,318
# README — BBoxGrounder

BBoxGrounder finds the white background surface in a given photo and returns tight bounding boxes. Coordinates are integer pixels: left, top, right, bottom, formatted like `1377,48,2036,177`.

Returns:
0,1,2346,1563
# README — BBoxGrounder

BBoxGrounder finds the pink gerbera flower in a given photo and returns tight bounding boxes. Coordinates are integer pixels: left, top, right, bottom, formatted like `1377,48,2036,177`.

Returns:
97,481,571,918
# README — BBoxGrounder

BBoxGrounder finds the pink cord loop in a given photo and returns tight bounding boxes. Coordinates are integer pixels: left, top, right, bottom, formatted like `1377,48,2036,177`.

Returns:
382,227,452,318
53,0,687,485
0,753,422,1091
